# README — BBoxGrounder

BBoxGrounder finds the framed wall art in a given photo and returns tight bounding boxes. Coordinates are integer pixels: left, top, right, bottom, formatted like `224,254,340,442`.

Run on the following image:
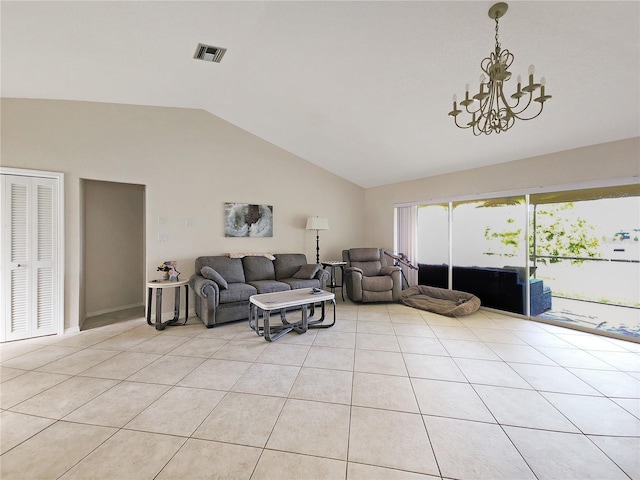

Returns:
224,203,273,237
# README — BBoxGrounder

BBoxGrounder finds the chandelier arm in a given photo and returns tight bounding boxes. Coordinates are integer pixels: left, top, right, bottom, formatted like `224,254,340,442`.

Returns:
505,110,516,130
472,111,481,134
505,88,524,111
514,103,545,121
462,96,482,115
498,88,518,122
452,115,473,130
473,91,490,136
489,83,500,133
476,86,494,135
503,89,534,117
477,112,494,135
502,89,545,121
478,88,491,114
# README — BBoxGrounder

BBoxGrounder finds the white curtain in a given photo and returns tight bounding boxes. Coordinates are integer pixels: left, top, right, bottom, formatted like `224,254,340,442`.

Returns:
395,205,419,287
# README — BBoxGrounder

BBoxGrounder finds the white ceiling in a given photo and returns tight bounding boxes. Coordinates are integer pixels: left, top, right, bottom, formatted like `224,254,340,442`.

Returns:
2,1,639,188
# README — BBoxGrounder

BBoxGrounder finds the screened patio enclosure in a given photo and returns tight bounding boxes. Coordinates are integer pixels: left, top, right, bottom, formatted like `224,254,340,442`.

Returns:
529,185,639,338
414,183,640,341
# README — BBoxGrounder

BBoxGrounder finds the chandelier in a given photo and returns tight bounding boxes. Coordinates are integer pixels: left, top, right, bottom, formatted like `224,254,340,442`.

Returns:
448,2,551,135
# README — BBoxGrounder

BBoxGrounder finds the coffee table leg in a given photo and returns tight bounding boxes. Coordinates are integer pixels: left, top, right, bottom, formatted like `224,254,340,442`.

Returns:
280,309,289,325
265,309,301,342
308,298,336,329
250,304,263,336
293,305,308,334
302,305,308,332
264,311,272,342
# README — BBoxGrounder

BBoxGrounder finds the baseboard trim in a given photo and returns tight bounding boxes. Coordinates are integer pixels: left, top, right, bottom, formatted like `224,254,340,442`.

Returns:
86,303,144,318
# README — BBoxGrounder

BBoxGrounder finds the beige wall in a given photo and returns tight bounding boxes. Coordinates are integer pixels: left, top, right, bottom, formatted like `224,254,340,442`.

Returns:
84,179,145,317
364,137,640,249
1,99,365,331
3,98,638,332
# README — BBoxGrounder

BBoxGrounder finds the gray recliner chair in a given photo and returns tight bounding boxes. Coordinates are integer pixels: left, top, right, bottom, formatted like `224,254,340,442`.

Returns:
342,248,402,302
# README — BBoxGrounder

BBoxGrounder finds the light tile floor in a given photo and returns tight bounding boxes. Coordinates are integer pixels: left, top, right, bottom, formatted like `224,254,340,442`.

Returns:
1,302,639,480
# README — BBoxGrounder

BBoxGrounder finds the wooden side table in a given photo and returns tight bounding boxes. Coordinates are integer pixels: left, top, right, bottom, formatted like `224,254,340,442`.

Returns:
146,278,189,330
321,261,347,301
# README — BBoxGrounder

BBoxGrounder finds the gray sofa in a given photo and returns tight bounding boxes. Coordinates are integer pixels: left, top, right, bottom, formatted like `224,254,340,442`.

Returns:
189,254,329,327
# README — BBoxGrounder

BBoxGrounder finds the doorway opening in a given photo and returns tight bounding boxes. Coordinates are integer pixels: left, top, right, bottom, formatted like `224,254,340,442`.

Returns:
82,179,145,330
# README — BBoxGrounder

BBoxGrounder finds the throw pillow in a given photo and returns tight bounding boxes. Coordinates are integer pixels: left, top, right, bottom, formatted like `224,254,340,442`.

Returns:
201,266,229,289
292,263,322,279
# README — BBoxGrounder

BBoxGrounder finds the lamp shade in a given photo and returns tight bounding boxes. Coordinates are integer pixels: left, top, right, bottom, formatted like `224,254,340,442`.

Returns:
306,217,329,230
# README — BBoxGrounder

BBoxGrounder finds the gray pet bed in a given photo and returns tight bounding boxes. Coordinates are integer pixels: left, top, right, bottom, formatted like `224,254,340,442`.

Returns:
401,285,481,317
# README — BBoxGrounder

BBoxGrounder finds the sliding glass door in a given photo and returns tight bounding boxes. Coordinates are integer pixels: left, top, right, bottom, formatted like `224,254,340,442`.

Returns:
530,185,640,337
412,183,640,340
451,197,529,314
452,197,527,269
417,203,449,288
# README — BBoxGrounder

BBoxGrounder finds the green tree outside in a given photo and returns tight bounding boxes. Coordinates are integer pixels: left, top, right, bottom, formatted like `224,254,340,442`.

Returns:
484,202,601,264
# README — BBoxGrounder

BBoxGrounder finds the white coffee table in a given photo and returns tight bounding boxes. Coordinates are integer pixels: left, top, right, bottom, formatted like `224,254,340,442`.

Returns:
249,289,336,342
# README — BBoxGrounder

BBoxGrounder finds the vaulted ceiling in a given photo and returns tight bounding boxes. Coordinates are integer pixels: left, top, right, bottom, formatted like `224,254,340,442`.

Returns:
2,1,638,188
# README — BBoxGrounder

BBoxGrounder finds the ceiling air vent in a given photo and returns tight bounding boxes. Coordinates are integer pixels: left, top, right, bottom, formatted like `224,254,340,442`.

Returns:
194,43,227,63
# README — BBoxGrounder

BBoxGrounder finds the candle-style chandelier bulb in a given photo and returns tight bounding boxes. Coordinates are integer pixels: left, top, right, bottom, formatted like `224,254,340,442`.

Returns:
448,2,551,135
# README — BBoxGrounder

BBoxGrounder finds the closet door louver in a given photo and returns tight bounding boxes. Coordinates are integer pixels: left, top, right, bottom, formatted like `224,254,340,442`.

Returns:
7,177,29,338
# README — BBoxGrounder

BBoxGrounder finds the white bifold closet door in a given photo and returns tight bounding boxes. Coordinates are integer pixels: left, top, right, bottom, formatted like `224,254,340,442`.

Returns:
1,174,59,341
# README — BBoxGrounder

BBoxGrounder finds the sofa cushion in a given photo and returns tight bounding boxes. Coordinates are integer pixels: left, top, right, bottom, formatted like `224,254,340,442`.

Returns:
196,256,245,284
362,275,393,292
243,256,276,282
274,254,308,280
280,278,321,290
200,266,228,289
293,263,321,279
247,280,290,294
219,283,257,303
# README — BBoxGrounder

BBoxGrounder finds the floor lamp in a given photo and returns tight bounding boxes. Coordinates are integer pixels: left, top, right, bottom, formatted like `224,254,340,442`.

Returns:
306,217,329,264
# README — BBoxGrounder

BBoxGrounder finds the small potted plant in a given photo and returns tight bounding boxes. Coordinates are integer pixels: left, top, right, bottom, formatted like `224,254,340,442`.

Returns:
157,261,179,281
